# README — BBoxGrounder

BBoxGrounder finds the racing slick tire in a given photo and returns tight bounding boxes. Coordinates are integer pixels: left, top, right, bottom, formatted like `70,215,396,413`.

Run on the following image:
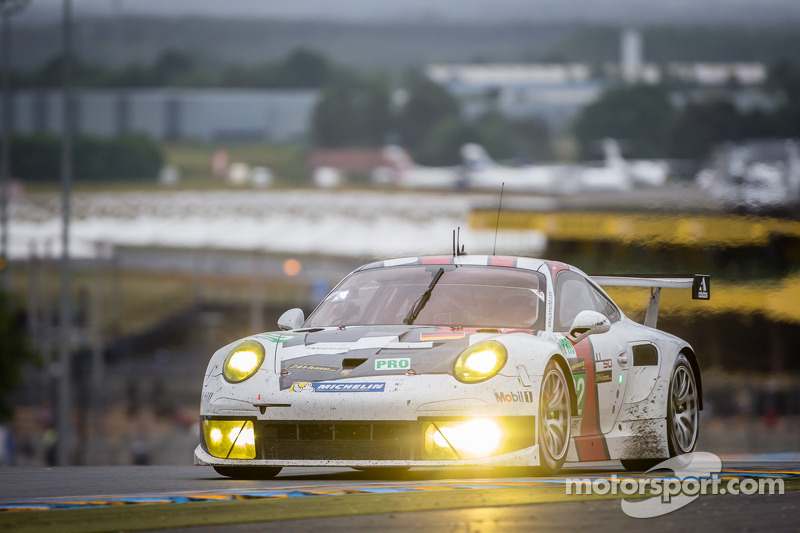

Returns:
536,358,572,474
621,353,700,472
213,466,282,479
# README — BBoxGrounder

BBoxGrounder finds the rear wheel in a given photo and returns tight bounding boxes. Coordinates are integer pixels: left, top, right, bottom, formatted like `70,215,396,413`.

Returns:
666,354,700,456
213,466,282,479
621,354,699,472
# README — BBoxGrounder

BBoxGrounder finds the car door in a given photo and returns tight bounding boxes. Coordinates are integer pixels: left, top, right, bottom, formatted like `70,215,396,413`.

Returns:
554,271,629,436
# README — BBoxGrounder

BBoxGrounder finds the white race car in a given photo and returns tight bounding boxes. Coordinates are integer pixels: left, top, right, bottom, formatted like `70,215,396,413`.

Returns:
195,255,709,478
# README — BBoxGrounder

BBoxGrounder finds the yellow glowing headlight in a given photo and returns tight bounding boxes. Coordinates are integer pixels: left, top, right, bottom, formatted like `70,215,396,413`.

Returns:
203,420,256,459
223,340,265,383
453,340,507,383
423,418,504,459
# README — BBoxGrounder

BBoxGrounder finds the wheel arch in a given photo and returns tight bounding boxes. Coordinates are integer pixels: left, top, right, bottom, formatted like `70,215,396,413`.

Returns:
679,347,703,410
549,353,579,416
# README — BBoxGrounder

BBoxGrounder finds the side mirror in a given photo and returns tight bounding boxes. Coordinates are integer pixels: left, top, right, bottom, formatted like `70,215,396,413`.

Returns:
569,310,610,343
278,308,305,331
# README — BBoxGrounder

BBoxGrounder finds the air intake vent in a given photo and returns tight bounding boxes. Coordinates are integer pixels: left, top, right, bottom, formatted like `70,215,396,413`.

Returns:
633,344,658,366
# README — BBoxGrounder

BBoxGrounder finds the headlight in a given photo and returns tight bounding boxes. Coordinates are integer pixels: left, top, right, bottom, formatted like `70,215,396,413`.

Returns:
223,340,265,383
453,340,507,383
203,420,256,459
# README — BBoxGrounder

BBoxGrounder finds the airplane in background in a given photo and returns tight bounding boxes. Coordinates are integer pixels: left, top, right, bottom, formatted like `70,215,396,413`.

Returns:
372,140,670,193
696,139,800,211
460,143,574,193
462,139,668,193
372,145,463,189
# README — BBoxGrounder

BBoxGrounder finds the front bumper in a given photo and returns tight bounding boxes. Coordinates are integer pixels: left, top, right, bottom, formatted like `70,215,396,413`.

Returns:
194,415,540,468
194,443,540,468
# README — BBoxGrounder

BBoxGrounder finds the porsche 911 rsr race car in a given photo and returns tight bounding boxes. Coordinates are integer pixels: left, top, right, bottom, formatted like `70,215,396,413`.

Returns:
195,255,709,479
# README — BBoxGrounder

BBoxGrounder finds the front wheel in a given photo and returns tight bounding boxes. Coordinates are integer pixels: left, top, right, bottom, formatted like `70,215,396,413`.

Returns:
495,359,571,478
213,466,282,479
537,358,572,474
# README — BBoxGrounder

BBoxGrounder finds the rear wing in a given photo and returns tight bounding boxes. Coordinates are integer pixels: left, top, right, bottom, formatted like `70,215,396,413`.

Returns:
591,274,710,329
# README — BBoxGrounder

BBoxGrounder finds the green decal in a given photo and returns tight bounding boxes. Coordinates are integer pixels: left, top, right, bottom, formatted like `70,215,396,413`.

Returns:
557,335,576,357
375,358,411,371
257,332,297,344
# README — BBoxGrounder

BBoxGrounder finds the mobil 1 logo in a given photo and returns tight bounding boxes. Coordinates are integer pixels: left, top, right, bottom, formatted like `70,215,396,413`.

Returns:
375,358,411,371
495,391,534,403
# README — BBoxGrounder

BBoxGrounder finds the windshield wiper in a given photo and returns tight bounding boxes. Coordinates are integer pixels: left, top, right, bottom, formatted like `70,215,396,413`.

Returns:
404,267,445,325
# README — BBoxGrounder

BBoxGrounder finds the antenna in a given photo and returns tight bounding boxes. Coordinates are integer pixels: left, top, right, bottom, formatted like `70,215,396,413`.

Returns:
452,226,467,256
493,182,505,256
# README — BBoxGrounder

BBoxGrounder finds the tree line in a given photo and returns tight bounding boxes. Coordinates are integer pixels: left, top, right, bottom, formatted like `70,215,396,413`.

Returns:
11,46,800,166
11,134,163,182
573,61,800,161
311,74,554,166
11,48,334,90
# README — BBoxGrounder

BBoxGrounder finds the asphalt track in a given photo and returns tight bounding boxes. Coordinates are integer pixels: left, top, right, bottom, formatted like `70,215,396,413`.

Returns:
1,457,798,532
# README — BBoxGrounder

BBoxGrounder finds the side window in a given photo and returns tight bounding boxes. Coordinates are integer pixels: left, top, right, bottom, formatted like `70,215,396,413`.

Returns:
554,272,599,332
589,285,621,323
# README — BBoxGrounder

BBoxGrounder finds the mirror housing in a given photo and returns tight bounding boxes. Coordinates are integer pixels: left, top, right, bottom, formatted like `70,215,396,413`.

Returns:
569,310,610,343
278,308,305,331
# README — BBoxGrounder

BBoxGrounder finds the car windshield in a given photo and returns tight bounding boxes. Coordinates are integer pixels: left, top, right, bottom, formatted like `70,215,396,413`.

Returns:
305,265,547,329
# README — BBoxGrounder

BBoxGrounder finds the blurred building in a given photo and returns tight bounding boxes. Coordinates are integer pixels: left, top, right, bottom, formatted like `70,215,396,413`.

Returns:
6,88,319,143
426,63,605,132
426,29,772,132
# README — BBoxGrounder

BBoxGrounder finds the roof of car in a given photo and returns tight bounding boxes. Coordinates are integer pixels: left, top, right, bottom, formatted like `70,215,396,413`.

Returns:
356,255,552,273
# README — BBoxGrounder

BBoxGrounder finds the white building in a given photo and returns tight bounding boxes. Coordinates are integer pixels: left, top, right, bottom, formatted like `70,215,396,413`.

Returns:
426,63,607,132
425,29,771,132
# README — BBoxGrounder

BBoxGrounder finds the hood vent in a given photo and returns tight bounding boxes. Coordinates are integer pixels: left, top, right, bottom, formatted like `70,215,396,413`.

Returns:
342,358,368,370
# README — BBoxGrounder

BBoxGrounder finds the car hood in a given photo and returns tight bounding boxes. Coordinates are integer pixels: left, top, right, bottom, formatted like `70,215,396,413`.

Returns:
255,325,532,391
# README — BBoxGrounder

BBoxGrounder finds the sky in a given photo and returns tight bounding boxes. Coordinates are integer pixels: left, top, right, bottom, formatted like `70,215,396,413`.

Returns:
13,0,800,25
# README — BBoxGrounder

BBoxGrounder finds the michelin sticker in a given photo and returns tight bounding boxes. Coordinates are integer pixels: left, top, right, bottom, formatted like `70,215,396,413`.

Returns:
290,382,385,392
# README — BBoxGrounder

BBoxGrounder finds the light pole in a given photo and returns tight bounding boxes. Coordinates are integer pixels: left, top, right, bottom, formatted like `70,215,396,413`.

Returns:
57,0,73,467
0,0,29,292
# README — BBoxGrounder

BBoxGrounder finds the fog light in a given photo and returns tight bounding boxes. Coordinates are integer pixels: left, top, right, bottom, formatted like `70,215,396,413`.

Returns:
423,418,503,459
203,420,256,459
